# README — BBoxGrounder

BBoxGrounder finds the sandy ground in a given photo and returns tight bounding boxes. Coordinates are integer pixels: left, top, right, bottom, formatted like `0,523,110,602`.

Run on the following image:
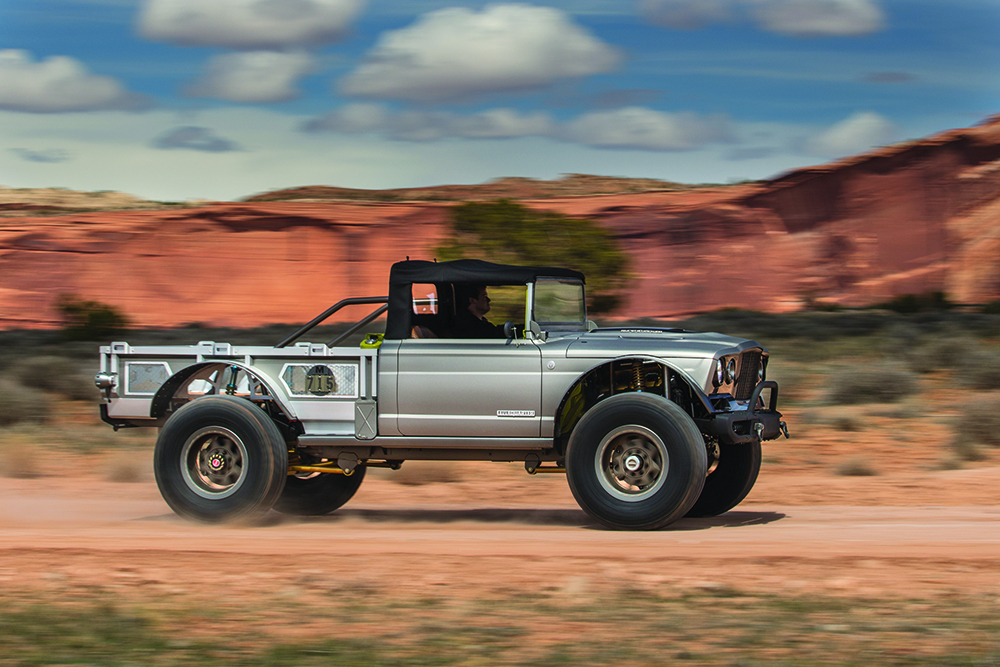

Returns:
1,442,998,605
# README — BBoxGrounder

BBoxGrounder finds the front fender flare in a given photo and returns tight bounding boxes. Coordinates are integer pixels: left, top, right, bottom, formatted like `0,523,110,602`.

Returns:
554,355,715,439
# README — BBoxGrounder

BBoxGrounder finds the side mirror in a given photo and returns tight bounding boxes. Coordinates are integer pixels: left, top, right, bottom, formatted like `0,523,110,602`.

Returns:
503,320,515,339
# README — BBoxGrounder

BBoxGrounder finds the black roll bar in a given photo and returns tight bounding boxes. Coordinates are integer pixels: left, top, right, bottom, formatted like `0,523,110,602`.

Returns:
276,297,388,348
327,304,389,347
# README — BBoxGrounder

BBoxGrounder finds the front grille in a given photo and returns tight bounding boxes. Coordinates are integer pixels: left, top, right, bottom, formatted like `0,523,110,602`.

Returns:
734,350,762,400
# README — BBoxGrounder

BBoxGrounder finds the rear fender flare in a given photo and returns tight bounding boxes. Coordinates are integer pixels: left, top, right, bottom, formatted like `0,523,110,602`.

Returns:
150,362,296,420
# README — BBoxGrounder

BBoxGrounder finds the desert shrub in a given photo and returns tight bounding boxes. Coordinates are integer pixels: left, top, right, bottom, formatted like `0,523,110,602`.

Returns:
831,416,861,432
835,457,878,476
437,200,628,313
874,291,953,314
0,379,50,426
105,455,146,483
954,346,1000,390
951,395,1000,452
12,356,97,401
56,294,129,341
825,363,917,404
949,439,988,463
904,334,981,374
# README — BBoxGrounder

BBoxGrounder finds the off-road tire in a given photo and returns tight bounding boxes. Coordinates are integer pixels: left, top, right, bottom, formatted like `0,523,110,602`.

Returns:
154,395,287,523
274,466,367,516
566,393,707,530
685,439,761,518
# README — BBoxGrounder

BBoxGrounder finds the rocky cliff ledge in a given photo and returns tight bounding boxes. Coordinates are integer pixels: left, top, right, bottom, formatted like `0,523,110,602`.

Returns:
1,117,998,329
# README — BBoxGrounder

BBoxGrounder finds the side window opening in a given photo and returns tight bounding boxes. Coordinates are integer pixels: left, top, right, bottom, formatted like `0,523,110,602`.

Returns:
411,283,444,338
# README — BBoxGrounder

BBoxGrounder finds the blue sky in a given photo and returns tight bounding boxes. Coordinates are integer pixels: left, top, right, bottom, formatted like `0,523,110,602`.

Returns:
1,0,997,201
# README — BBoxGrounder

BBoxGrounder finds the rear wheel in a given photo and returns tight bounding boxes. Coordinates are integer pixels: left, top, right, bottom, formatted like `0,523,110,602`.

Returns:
685,440,761,518
154,396,287,523
566,393,707,530
274,466,367,516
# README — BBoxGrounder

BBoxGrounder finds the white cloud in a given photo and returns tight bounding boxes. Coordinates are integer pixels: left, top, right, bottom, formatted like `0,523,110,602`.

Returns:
338,3,621,102
10,148,71,163
152,126,242,152
304,104,733,152
303,103,391,133
0,106,860,201
802,111,896,156
638,0,885,37
304,104,554,140
0,49,147,113
185,51,315,103
562,107,734,150
137,0,364,49
751,0,884,37
640,0,735,30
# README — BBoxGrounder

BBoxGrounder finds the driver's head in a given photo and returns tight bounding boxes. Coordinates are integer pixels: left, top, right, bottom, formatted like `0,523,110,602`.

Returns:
458,283,490,317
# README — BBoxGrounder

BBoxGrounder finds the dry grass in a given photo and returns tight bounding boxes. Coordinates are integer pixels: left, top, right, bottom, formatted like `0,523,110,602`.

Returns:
0,379,50,426
0,586,997,666
0,432,44,478
825,363,917,405
104,452,150,483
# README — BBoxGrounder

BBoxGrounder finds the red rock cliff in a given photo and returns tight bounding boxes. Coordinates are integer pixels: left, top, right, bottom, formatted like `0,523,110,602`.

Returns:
1,116,998,329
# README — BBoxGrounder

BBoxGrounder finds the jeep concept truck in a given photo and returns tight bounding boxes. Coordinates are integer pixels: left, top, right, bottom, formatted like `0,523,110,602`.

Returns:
96,259,788,530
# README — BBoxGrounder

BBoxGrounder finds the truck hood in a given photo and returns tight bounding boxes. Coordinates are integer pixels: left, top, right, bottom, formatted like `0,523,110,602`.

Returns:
562,327,764,359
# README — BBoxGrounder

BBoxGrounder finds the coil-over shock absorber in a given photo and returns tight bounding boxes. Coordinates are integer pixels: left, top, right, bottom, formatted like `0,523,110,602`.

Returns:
632,361,644,392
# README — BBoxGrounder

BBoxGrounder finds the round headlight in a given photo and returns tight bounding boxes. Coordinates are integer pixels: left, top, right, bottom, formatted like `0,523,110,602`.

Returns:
713,359,724,387
726,358,737,384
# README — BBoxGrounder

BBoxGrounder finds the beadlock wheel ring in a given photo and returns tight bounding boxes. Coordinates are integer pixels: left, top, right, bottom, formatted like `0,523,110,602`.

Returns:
595,424,670,502
180,426,249,500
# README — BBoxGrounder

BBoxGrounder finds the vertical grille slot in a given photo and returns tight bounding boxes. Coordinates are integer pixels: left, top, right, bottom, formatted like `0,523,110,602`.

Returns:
734,350,762,400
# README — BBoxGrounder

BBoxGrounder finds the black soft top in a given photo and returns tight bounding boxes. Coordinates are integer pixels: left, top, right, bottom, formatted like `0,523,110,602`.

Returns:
385,259,584,339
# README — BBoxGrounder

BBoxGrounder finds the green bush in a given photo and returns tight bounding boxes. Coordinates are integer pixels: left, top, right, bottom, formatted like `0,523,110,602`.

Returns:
56,295,129,341
979,300,1000,315
0,379,50,426
875,291,953,314
825,363,917,404
437,200,628,313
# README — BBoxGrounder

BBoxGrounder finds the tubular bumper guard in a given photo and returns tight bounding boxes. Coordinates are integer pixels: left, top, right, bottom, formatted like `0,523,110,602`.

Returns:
696,380,788,444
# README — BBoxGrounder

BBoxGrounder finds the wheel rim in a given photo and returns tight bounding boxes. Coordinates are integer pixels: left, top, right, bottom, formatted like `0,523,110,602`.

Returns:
595,424,669,502
180,426,248,499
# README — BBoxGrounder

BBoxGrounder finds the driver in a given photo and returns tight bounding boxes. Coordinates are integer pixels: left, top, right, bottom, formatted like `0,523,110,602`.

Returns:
452,283,506,339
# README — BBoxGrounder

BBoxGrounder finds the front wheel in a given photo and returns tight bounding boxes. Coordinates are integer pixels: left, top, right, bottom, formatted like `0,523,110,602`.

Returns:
566,394,707,530
274,466,367,516
685,440,761,518
154,396,287,523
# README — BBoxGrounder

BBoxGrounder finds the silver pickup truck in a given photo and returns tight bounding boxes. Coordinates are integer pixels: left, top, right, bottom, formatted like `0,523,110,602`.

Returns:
96,259,787,530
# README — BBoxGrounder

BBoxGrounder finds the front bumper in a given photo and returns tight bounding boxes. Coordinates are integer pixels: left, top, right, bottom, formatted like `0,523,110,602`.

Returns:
696,380,788,444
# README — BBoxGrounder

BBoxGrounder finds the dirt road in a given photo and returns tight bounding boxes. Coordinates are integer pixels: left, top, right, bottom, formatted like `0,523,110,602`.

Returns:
2,465,998,602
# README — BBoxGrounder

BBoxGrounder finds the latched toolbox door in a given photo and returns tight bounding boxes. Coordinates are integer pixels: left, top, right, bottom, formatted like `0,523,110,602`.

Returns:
396,339,542,437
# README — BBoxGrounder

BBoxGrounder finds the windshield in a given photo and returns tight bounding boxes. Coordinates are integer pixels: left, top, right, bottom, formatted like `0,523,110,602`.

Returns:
533,278,586,328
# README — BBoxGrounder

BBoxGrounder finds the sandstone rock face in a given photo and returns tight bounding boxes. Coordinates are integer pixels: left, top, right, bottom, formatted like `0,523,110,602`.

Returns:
2,117,999,329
